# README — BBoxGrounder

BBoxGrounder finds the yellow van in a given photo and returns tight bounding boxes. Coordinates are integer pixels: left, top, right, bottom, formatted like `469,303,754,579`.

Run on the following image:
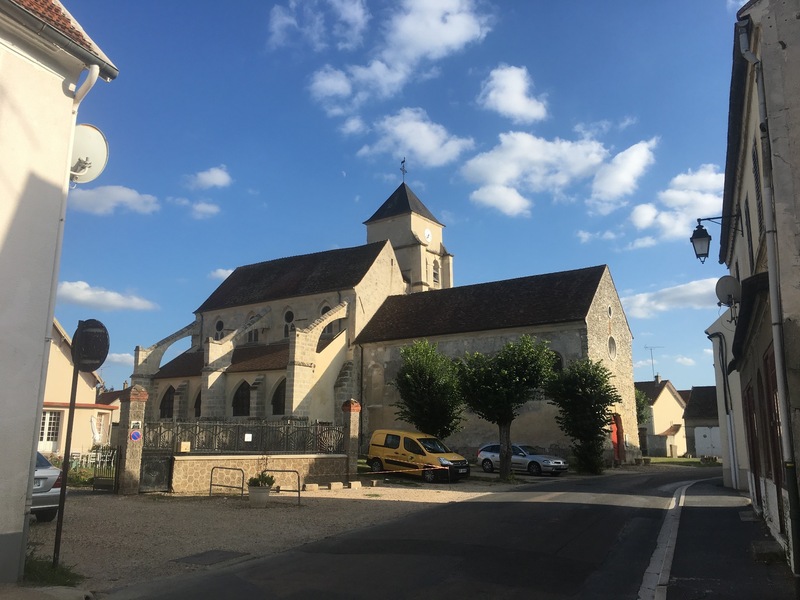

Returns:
367,429,470,483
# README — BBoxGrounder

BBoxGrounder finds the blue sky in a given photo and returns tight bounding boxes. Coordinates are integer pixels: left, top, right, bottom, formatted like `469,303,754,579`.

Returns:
57,0,744,392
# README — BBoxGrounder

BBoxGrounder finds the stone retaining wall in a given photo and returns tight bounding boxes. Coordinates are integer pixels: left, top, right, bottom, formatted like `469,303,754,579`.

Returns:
171,453,348,494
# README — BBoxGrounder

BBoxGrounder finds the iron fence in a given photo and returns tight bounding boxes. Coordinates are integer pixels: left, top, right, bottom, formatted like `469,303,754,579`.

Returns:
143,420,345,455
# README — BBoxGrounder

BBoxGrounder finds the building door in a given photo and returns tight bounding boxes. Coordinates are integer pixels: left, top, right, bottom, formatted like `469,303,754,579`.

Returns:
38,410,61,454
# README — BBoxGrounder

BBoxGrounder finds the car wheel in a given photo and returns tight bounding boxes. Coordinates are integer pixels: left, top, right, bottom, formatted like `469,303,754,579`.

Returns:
369,458,383,473
422,468,437,483
528,462,542,476
35,509,58,523
481,459,494,473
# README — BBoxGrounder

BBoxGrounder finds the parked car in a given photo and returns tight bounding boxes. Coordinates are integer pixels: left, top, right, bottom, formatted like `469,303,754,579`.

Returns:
477,443,568,476
367,429,470,483
32,452,62,522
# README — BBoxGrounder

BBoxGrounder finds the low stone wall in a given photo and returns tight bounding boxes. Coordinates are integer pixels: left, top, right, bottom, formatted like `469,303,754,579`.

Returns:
171,453,348,494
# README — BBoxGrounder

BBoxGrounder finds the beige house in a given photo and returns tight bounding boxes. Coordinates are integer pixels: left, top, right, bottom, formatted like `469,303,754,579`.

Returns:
706,0,800,570
0,0,116,582
132,182,638,464
635,377,687,458
38,320,116,457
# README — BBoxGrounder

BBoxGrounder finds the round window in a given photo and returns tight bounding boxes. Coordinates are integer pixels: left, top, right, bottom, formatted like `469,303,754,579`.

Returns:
284,311,294,323
608,336,617,359
215,320,224,332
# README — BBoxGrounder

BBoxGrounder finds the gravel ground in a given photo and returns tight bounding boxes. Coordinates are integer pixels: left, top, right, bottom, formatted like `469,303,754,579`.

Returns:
25,476,522,597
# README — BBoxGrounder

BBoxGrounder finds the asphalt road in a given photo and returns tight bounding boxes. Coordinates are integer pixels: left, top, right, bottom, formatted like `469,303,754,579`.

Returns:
106,468,716,600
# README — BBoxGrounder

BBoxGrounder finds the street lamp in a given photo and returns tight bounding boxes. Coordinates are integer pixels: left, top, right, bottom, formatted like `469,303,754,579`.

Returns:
689,214,740,263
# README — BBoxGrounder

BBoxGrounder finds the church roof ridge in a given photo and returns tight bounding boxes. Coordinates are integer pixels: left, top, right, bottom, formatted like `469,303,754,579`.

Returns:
355,264,609,344
363,182,443,226
195,241,389,313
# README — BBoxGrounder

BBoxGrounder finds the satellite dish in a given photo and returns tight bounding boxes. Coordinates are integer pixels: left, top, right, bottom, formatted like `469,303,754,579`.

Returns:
70,124,108,183
715,275,742,307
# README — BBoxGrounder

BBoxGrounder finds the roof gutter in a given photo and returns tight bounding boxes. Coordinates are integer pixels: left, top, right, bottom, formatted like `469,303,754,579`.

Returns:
0,0,118,81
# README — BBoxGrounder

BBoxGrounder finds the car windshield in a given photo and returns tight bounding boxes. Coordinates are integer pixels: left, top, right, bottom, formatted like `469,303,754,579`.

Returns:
418,438,450,453
518,445,538,455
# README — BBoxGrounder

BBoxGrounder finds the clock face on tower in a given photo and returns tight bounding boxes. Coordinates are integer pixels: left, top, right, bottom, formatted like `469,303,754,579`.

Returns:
424,228,432,242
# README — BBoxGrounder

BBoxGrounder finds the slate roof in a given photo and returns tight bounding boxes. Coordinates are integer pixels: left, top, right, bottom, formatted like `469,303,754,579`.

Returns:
196,242,388,313
658,423,682,437
363,182,443,226
635,380,669,406
683,386,718,420
4,0,118,79
355,265,607,344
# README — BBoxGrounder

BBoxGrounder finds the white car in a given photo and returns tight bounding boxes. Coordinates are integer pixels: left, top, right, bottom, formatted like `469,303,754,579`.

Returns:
477,443,568,476
32,452,62,522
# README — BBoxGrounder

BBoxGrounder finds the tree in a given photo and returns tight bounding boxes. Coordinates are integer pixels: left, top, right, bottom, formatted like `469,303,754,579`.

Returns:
458,335,556,481
546,358,622,474
393,339,464,440
635,389,651,426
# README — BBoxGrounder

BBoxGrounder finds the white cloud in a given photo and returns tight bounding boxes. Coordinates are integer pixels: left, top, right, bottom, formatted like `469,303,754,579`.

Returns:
308,0,491,113
629,163,724,242
191,202,221,219
577,229,619,243
470,185,531,217
675,355,696,366
268,0,369,51
57,281,158,311
477,64,547,123
69,185,159,216
357,107,474,167
310,65,352,100
106,353,134,367
209,268,234,280
589,138,658,214
621,278,718,319
462,131,608,212
626,236,657,250
187,165,233,190
340,116,366,135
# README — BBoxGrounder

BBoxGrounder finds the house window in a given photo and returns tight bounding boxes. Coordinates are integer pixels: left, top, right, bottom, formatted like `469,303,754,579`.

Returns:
214,320,225,341
232,382,251,417
159,386,175,419
432,260,440,286
752,140,764,236
552,353,564,372
272,379,286,416
283,310,295,338
39,411,61,442
744,196,755,274
194,392,201,418
247,329,259,343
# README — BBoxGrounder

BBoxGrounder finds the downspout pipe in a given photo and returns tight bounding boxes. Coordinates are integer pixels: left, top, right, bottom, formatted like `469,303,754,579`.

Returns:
737,17,800,576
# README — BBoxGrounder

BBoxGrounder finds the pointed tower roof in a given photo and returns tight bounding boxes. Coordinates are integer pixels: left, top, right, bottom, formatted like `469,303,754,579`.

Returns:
363,182,443,226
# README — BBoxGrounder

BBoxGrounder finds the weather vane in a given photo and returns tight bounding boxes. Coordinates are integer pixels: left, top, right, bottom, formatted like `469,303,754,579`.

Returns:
400,157,407,182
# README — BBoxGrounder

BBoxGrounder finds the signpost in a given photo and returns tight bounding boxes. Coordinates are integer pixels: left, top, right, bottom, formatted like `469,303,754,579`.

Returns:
53,319,109,567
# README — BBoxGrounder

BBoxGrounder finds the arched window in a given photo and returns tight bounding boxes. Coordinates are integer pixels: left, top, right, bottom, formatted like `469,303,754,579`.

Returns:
272,379,286,416
160,386,175,419
214,319,225,341
194,392,201,418
432,260,440,287
232,382,251,417
283,310,295,338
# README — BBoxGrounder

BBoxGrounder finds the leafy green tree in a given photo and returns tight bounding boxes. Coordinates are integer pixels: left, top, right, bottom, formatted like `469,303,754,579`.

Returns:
458,335,556,481
393,340,464,440
635,389,651,426
546,358,621,474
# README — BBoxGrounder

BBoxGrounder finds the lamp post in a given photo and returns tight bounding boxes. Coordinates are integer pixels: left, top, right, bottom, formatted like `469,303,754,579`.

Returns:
690,221,712,263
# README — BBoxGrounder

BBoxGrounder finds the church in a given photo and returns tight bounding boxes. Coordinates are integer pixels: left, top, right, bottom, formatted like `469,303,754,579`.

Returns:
131,182,638,462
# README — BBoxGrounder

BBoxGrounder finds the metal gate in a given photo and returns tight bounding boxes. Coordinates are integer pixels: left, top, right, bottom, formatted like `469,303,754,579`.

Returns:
92,446,121,492
139,450,172,492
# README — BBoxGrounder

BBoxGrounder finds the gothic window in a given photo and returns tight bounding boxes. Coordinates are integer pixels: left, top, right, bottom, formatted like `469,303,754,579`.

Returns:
232,382,251,417
432,260,440,287
194,392,201,418
214,319,225,341
160,386,175,419
272,379,286,416
283,310,295,338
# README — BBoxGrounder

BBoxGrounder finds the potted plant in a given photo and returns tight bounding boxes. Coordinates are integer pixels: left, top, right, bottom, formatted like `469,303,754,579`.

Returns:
247,471,275,508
